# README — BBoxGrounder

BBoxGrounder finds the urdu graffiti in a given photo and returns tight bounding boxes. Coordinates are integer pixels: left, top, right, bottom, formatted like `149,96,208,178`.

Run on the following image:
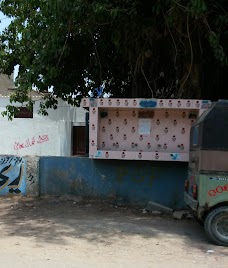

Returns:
14,134,49,150
0,156,26,195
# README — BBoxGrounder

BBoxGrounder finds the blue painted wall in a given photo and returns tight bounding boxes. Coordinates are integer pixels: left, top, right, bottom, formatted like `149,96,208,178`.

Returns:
0,156,26,195
39,157,188,209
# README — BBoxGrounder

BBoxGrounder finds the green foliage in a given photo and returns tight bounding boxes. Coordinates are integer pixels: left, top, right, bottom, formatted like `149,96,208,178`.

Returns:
189,0,207,15
1,105,20,121
209,32,228,66
0,0,227,118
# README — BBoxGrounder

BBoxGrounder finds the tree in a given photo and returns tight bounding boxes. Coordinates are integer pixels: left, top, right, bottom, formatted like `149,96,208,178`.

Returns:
0,0,227,117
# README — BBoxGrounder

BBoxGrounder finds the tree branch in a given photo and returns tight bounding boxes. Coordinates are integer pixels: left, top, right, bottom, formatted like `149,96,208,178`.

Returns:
178,13,193,97
89,29,103,85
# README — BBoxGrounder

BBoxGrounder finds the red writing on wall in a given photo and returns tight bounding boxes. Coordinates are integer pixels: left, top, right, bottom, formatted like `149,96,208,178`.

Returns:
208,184,228,197
14,135,49,150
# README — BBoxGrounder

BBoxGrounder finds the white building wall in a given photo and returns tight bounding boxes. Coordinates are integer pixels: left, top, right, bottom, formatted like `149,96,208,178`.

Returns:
59,120,72,156
0,97,87,124
0,118,63,156
34,99,86,123
0,97,83,156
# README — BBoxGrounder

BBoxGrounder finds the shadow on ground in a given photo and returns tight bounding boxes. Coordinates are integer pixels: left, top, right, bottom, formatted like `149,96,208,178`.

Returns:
0,197,226,254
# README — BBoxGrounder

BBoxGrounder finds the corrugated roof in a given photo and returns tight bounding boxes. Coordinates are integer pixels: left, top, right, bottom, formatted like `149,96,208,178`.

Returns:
0,74,14,97
0,74,44,98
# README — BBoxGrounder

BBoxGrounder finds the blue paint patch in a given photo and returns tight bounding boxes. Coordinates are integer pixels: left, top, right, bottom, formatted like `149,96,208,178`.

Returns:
170,153,181,161
139,100,157,108
90,98,97,107
94,86,103,97
0,156,26,195
201,100,211,109
95,151,103,158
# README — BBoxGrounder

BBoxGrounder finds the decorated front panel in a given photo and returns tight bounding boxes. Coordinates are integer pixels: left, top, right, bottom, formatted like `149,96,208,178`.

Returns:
82,98,211,161
98,108,196,154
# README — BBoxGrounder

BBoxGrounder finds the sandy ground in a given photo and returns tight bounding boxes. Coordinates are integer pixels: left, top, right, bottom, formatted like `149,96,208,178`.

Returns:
0,197,227,268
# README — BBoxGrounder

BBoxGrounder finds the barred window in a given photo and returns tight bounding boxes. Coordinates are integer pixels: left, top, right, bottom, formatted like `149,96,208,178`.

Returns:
14,107,33,118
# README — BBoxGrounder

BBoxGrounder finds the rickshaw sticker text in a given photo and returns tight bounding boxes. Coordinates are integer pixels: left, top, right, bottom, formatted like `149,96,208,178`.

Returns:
208,184,228,197
209,177,228,182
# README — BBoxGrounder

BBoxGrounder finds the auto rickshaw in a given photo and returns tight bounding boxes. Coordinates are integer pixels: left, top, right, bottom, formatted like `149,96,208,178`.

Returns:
184,99,228,246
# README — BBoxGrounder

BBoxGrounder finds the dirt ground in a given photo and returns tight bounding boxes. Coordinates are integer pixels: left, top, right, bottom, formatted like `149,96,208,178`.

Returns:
0,197,227,268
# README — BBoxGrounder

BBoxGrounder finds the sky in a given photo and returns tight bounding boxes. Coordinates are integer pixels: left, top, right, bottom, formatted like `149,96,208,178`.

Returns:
0,11,11,30
0,11,19,80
